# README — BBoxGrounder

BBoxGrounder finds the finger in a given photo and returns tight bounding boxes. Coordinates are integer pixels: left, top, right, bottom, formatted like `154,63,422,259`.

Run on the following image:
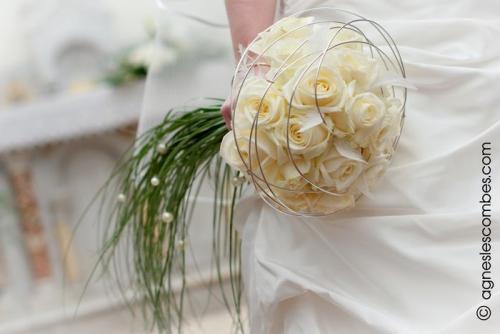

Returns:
221,100,232,129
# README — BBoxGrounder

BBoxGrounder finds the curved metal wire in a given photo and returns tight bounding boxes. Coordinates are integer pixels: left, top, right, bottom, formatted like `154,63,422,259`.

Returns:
230,8,408,216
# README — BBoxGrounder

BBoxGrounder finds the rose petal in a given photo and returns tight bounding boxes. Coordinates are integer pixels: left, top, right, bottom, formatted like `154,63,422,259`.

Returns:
299,112,324,132
334,139,367,163
374,71,417,90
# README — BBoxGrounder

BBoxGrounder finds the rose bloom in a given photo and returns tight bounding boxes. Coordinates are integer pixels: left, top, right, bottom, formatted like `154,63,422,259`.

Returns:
321,26,365,51
275,114,332,159
267,188,312,213
269,187,356,214
312,192,356,214
325,81,356,138
285,64,348,113
328,110,354,138
369,114,401,156
264,50,319,90
249,16,314,56
355,155,391,195
346,92,386,148
219,129,277,175
235,77,287,129
265,38,314,71
313,144,366,193
329,48,380,92
267,156,312,191
367,97,402,155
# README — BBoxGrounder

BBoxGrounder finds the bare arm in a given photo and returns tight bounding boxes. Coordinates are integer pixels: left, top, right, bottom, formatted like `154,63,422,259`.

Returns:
222,0,277,128
225,0,277,61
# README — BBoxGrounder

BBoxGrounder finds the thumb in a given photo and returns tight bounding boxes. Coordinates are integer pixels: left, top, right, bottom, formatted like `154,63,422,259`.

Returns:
221,98,232,130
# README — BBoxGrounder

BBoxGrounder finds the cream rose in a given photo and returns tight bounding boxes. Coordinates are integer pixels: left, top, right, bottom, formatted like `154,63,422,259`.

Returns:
368,98,402,155
313,192,356,214
328,110,354,138
269,156,312,191
249,16,314,56
272,190,355,214
243,150,310,191
330,49,379,91
265,50,317,90
220,130,276,173
276,115,332,159
315,144,366,193
236,77,287,129
355,156,391,195
327,27,365,51
265,38,313,70
268,189,310,213
285,65,348,112
281,157,311,181
220,131,248,171
346,92,386,147
324,81,356,138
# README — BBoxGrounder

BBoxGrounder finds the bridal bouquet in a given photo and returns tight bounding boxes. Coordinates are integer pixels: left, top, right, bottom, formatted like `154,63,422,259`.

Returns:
221,16,406,215
93,8,408,333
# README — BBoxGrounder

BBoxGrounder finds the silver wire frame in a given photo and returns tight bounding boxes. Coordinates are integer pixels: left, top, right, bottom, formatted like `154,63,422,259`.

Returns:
230,8,407,216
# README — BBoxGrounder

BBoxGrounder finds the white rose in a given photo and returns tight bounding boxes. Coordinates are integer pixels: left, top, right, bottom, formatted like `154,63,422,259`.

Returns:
232,100,253,132
264,49,317,91
327,26,365,51
315,145,366,193
328,110,354,137
285,65,348,112
281,157,311,181
368,97,403,155
220,131,248,171
235,77,287,129
325,81,356,137
276,115,332,159
220,130,277,174
272,157,312,191
346,92,386,148
265,64,300,89
329,49,379,91
312,192,356,214
268,189,310,213
249,16,314,56
355,156,391,195
272,190,355,214
265,38,313,69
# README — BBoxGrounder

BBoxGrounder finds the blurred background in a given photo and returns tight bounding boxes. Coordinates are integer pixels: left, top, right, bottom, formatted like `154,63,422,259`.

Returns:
0,0,235,333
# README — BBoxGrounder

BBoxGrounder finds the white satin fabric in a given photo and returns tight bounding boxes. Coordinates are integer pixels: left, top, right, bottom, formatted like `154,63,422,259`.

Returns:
236,1,500,333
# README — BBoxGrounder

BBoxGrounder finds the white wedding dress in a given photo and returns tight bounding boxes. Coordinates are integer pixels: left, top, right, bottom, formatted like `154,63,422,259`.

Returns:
235,0,500,333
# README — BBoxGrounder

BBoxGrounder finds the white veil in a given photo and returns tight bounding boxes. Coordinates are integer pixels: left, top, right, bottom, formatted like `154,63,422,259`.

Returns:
138,0,234,135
